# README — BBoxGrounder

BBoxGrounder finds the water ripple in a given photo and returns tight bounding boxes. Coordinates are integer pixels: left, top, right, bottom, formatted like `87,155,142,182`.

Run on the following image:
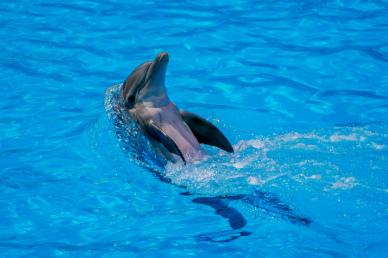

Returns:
317,89,388,100
1,0,388,256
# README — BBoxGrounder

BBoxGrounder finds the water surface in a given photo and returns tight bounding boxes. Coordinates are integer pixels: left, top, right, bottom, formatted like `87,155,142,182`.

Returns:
1,0,388,257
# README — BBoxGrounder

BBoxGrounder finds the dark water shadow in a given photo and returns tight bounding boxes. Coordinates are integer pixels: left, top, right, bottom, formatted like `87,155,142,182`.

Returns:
181,190,311,243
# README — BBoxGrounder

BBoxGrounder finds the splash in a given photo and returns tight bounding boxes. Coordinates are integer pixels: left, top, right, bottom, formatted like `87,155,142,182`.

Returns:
104,84,388,197
104,84,166,173
103,83,388,243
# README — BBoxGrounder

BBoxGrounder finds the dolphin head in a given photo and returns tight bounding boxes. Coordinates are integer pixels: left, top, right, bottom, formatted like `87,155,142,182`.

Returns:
121,52,170,108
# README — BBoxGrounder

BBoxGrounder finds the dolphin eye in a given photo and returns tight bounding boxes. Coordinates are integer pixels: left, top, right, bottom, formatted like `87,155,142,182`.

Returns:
125,95,136,108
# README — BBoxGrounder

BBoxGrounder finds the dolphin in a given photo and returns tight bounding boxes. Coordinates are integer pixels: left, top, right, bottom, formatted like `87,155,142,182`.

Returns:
110,53,311,241
120,52,234,164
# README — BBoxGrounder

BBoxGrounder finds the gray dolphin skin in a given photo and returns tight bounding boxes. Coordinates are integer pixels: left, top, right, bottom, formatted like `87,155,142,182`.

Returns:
120,52,234,164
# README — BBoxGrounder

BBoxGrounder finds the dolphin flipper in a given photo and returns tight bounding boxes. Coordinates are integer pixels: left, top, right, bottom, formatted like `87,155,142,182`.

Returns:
180,110,234,153
144,121,186,163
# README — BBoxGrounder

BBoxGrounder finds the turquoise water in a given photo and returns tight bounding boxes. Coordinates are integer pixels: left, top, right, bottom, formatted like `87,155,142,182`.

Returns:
1,0,388,257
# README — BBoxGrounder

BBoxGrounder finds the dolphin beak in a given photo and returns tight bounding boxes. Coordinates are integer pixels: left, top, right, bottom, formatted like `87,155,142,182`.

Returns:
155,52,169,64
154,52,169,66
147,52,169,84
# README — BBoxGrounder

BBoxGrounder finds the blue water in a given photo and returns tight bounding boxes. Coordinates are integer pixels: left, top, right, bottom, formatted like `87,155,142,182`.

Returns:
1,0,388,257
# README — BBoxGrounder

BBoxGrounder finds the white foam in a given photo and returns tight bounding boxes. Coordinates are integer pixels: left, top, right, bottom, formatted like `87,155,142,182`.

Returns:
291,143,319,150
232,156,257,169
235,139,266,151
296,173,322,180
161,127,383,195
371,142,385,150
329,133,358,142
104,88,386,197
247,176,264,185
330,177,357,190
